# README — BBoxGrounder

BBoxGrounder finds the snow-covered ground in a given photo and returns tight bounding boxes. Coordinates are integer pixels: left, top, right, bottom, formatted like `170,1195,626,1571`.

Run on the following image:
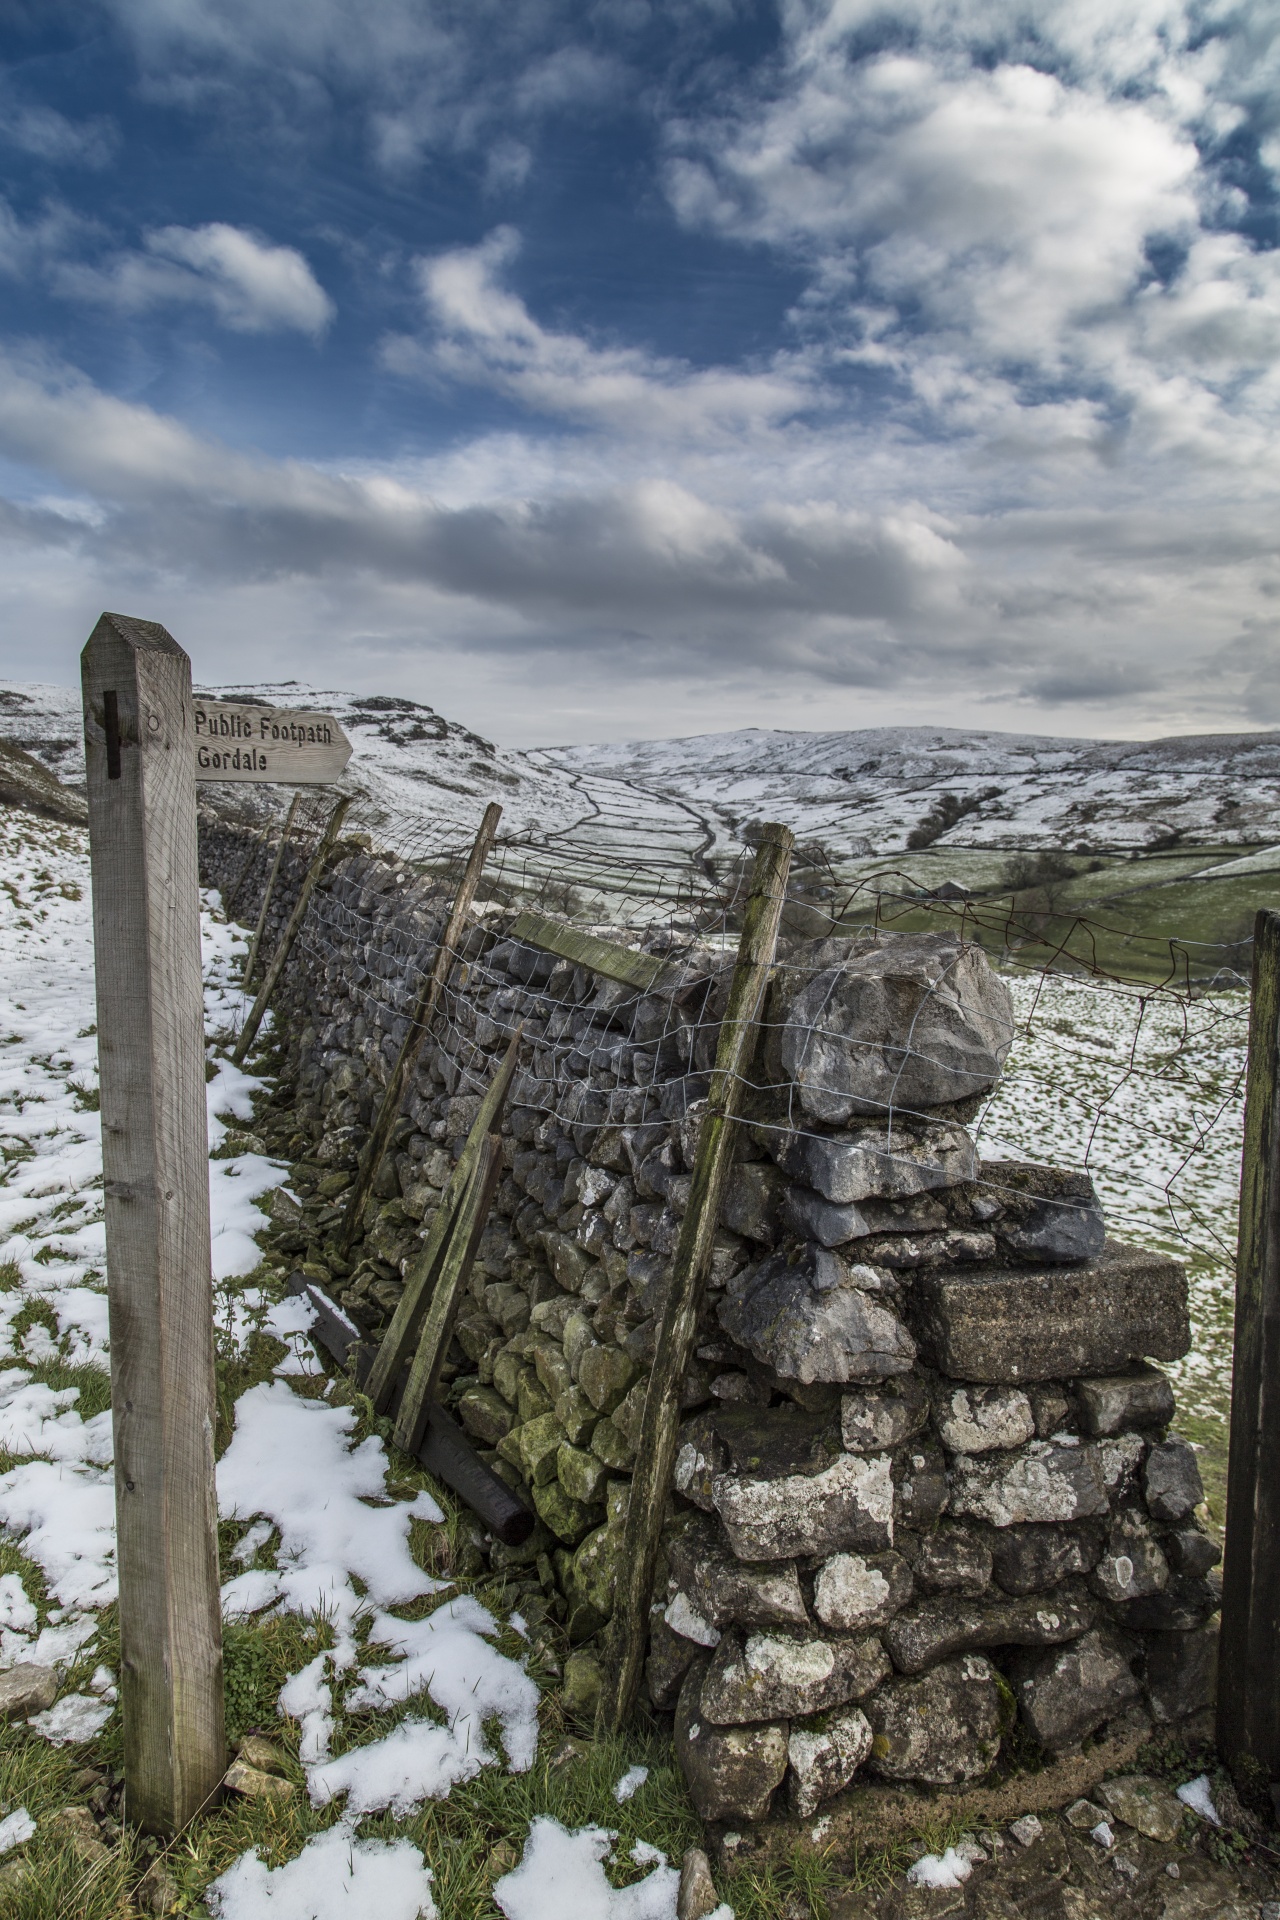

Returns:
0,805,695,1917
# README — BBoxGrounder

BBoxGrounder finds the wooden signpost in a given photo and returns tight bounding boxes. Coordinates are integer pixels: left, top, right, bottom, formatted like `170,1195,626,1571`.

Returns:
191,697,352,784
80,617,356,1836
82,615,227,1834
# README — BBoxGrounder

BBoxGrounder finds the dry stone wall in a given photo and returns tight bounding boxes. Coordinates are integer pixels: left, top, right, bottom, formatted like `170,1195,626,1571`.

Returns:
200,817,1221,1831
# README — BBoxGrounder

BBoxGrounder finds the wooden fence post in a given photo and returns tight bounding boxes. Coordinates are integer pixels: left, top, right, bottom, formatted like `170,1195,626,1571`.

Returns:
363,1029,522,1412
81,613,225,1834
1218,906,1280,1788
338,801,502,1256
232,795,350,1064
242,790,300,987
599,822,794,1732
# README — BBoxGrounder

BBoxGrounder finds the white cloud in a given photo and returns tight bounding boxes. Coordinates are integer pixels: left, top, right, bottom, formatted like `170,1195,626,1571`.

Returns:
0,96,117,169
55,222,335,337
383,226,814,439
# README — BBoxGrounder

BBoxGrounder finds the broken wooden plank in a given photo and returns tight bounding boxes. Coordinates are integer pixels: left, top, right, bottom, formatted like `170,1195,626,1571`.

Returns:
362,1028,522,1414
285,1272,534,1544
508,909,668,992
338,801,501,1257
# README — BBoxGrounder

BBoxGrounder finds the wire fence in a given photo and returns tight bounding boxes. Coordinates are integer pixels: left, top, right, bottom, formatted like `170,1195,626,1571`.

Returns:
210,782,1251,1435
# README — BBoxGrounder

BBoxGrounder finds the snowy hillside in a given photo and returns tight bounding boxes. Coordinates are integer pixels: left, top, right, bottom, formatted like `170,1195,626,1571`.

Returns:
5,676,1280,869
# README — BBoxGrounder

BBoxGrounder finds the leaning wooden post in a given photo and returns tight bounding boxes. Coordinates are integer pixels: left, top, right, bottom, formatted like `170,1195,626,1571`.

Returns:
81,613,225,1834
242,790,301,987
1218,906,1280,1785
599,821,794,1732
232,795,350,1065
393,1135,504,1455
339,801,502,1255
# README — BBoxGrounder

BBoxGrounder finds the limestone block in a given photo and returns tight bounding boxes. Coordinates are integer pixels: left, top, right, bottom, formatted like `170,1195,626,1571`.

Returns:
813,1550,915,1632
934,1384,1035,1454
675,1662,789,1822
589,1416,634,1469
1143,1438,1204,1521
677,1848,722,1920
775,934,1014,1121
841,1376,930,1454
558,1443,609,1505
718,1245,915,1386
910,1241,1190,1383
865,1653,1007,1784
781,1183,870,1248
902,1522,992,1595
0,1664,58,1719
454,1384,514,1446
1009,1626,1141,1750
1144,1622,1217,1723
948,1441,1110,1527
1090,1510,1170,1604
774,1122,978,1206
883,1585,1095,1674
533,1477,599,1546
646,1615,700,1710
700,1627,888,1724
978,1161,1106,1265
1163,1526,1220,1578
714,1452,895,1561
1077,1364,1176,1436
788,1705,874,1815
1097,1773,1185,1843
893,1441,950,1529
517,1411,567,1486
720,1162,786,1245
578,1342,638,1413
989,1524,1102,1595
668,1515,809,1630
554,1385,599,1447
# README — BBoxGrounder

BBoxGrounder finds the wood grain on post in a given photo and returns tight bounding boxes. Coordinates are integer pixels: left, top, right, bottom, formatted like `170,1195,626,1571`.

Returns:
242,790,300,988
232,794,350,1064
363,1028,522,1413
392,1135,504,1455
1219,906,1280,1783
338,801,502,1256
599,822,794,1733
81,613,225,1833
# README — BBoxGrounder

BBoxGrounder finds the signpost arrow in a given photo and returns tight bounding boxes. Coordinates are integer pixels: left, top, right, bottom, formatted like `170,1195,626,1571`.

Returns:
191,698,352,784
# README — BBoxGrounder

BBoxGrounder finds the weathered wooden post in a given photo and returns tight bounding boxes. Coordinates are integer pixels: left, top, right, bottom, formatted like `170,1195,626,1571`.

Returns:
232,794,350,1065
338,800,502,1255
1219,907,1280,1789
81,614,225,1833
242,790,300,986
599,821,794,1732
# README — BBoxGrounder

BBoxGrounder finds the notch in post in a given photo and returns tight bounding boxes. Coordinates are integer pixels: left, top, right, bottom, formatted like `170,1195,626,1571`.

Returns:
104,690,122,780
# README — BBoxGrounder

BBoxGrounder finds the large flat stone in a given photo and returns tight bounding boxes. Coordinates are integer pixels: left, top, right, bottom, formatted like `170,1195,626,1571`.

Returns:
700,1626,889,1724
910,1240,1189,1383
865,1653,1008,1784
949,1441,1110,1527
675,1659,789,1822
883,1586,1095,1674
714,1451,895,1561
773,1122,978,1206
718,1245,916,1386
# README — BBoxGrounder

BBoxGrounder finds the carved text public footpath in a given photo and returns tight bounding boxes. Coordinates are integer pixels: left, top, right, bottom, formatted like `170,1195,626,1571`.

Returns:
191,699,352,783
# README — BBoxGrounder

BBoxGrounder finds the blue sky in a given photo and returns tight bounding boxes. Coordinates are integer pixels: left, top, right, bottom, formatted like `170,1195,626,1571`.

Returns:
1,0,1278,745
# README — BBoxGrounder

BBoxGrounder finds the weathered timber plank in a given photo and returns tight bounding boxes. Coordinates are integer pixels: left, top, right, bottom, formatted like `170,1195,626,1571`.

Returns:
1219,906,1280,1782
232,794,350,1063
508,910,668,992
242,790,300,989
284,1271,534,1544
393,1134,504,1455
598,822,794,1732
82,612,225,1834
338,801,501,1256
363,1029,522,1413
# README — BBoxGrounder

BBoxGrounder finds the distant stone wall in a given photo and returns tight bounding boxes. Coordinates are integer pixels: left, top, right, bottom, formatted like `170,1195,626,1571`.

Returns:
199,816,1220,1829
